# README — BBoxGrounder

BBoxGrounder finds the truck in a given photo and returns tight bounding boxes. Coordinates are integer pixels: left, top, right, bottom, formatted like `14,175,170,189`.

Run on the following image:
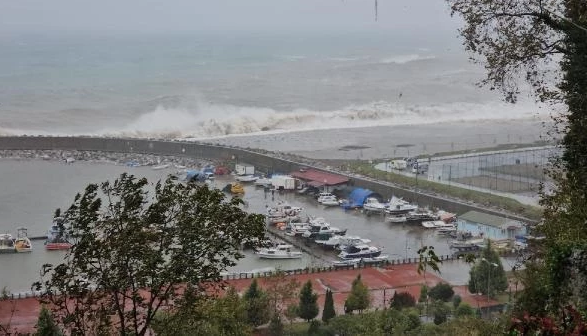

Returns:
390,159,407,170
235,164,255,176
271,175,296,190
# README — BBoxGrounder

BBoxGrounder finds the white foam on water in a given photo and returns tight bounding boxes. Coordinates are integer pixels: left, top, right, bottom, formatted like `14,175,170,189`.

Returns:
379,54,436,64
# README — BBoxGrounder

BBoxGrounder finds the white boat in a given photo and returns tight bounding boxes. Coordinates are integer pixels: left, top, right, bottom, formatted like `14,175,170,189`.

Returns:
386,214,407,223
236,175,258,182
174,164,187,169
256,244,303,259
363,197,387,213
317,193,336,203
321,235,371,250
435,227,457,236
422,221,440,229
338,244,382,260
0,234,15,254
320,196,340,207
385,197,417,215
152,164,171,170
332,255,389,268
302,218,346,238
284,221,311,236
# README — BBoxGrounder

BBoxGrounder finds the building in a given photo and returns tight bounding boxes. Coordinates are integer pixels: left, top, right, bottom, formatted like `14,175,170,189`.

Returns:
457,211,527,241
290,169,349,190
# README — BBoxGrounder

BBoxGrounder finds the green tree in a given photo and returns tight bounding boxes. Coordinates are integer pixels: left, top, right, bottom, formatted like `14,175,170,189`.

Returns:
284,304,298,325
243,279,271,327
267,315,284,336
467,244,508,297
455,303,476,318
447,0,587,319
265,270,300,319
452,295,462,309
380,309,421,334
322,289,336,323
418,285,428,304
297,280,319,322
33,173,266,336
389,291,416,310
344,274,370,314
428,283,455,302
35,305,62,336
431,301,451,325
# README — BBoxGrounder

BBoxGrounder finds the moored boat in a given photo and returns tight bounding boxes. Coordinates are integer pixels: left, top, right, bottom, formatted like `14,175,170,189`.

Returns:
338,244,382,260
235,175,258,183
230,183,245,194
45,218,72,251
0,234,15,254
14,228,32,253
386,214,407,223
256,244,303,259
362,197,387,214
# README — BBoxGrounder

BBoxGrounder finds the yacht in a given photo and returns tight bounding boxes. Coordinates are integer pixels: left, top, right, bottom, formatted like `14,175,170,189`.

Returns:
435,227,457,236
384,197,417,215
386,214,407,223
338,244,382,260
14,228,32,253
266,203,303,224
405,210,437,224
319,196,340,207
256,244,303,259
363,197,387,214
46,218,73,251
320,235,372,251
332,255,389,268
422,220,454,229
301,218,346,238
0,234,15,254
284,221,311,236
317,193,335,203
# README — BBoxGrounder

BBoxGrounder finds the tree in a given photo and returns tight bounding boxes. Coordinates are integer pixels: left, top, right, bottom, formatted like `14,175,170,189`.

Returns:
243,279,271,327
267,315,284,336
455,303,476,318
452,295,462,309
33,173,266,335
467,245,508,297
389,292,416,310
418,285,428,304
35,305,62,336
431,301,451,325
265,270,300,319
428,283,455,302
344,274,370,314
297,280,319,322
322,289,336,323
448,0,587,318
284,304,298,325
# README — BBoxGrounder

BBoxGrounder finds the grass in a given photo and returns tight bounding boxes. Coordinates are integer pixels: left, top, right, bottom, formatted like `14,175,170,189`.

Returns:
345,161,543,221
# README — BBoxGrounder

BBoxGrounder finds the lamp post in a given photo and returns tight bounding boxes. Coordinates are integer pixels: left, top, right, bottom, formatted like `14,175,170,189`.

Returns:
481,258,498,302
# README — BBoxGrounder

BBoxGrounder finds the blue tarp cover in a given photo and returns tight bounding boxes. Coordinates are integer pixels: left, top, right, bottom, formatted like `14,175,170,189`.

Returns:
344,188,381,208
186,170,205,182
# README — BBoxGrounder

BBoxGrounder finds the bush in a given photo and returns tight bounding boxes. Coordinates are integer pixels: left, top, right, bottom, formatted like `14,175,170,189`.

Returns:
455,303,475,317
452,295,462,309
429,283,454,302
390,292,416,310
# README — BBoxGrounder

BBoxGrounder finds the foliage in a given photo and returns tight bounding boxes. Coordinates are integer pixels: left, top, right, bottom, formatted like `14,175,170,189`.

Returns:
509,305,587,335
468,244,508,297
325,312,382,336
307,320,322,335
389,291,416,310
428,283,455,302
344,274,370,314
32,173,265,335
35,305,62,336
321,289,336,323
265,270,301,318
153,286,251,336
417,246,442,276
297,280,319,322
419,285,428,303
268,315,284,336
455,303,476,318
244,279,271,327
431,301,451,325
452,295,462,309
380,309,421,335
285,304,299,325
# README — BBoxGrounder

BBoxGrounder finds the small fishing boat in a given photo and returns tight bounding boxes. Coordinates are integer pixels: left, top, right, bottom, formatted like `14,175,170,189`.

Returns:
230,183,245,194
45,218,72,251
363,197,387,214
385,197,417,215
320,196,340,207
317,193,336,203
0,234,15,254
386,214,407,223
14,228,32,253
256,244,303,259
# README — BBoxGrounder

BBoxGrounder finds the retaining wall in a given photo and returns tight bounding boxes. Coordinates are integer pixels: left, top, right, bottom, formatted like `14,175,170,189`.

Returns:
0,136,537,223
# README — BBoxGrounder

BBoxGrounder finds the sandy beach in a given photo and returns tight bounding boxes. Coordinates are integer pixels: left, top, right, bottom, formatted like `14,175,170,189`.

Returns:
208,118,552,160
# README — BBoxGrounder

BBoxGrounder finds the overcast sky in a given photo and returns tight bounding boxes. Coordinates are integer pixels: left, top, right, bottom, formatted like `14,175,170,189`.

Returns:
1,0,459,36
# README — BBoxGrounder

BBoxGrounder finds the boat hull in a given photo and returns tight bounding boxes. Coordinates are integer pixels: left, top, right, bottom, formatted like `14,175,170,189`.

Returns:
45,243,72,251
257,253,303,259
0,248,16,254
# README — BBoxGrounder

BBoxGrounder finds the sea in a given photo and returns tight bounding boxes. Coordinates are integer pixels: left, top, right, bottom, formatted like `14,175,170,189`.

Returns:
0,31,548,139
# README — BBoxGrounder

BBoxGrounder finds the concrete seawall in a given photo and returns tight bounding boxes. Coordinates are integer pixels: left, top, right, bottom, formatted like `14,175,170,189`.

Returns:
0,136,537,223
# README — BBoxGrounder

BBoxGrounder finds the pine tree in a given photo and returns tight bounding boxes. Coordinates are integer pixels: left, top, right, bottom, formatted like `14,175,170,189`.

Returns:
298,280,319,322
243,279,270,327
34,306,62,336
322,289,336,323
344,274,370,314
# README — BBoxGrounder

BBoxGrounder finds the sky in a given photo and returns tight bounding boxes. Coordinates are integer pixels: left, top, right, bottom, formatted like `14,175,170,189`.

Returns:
0,0,460,36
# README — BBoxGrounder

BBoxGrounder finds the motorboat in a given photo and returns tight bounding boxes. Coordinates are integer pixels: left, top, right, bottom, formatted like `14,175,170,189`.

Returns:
266,203,303,224
302,218,346,238
320,196,340,207
0,234,15,254
317,193,336,203
14,228,32,253
435,227,457,236
314,232,336,245
405,211,437,224
284,221,311,236
46,218,73,251
384,197,417,215
363,197,387,214
449,238,485,249
256,244,303,259
235,175,258,183
386,214,407,223
320,235,372,251
338,244,382,260
422,220,454,229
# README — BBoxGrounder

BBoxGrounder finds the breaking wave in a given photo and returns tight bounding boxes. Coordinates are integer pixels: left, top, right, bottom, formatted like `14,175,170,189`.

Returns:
379,54,436,64
94,100,548,140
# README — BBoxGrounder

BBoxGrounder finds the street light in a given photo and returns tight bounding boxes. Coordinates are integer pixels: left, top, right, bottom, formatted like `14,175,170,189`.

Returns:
481,258,498,302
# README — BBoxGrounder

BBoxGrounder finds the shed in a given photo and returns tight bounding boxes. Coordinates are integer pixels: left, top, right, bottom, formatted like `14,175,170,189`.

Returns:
343,188,383,209
457,211,526,241
290,169,349,188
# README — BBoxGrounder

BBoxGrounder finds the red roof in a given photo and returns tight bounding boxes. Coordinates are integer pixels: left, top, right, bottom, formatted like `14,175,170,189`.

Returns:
290,169,349,186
